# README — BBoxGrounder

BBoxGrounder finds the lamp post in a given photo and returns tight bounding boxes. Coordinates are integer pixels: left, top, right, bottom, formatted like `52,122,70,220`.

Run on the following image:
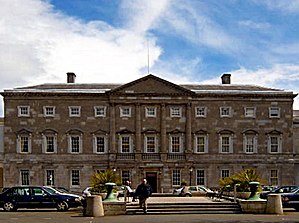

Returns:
189,167,193,186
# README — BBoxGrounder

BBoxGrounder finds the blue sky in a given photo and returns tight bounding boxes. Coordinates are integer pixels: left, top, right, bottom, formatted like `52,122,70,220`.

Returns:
1,0,299,116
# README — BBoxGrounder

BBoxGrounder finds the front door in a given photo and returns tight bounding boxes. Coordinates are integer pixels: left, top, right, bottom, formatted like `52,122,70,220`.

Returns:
146,172,157,193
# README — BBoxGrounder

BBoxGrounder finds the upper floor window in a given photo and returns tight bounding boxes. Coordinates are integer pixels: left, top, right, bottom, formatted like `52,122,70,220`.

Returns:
170,107,182,117
144,135,157,153
42,134,57,153
18,106,30,117
195,107,207,117
119,135,132,153
68,134,82,154
20,170,30,185
17,135,32,153
243,132,257,154
268,135,282,153
220,107,231,117
120,107,131,117
43,106,55,117
145,107,156,117
194,135,208,153
170,135,183,153
219,134,233,153
94,106,106,117
172,169,181,186
93,135,107,153
269,107,280,118
69,106,81,117
244,107,256,118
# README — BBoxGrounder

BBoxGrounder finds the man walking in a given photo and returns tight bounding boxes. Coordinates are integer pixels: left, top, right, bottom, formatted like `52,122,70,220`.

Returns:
135,178,153,214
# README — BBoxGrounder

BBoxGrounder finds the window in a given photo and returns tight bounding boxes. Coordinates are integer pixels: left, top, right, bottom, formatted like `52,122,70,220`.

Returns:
20,170,30,185
120,135,132,153
145,107,156,117
145,135,157,153
46,170,55,186
18,106,30,117
219,135,233,153
69,106,81,117
94,106,106,117
270,169,278,186
170,107,182,117
194,135,208,153
71,170,80,186
172,169,181,186
195,107,207,117
43,106,55,117
17,135,31,153
196,169,205,185
243,134,257,153
93,135,107,153
221,169,230,179
121,170,131,185
68,135,82,153
170,135,182,153
268,135,281,153
42,135,57,153
269,107,280,118
220,107,231,117
244,107,256,118
120,107,131,117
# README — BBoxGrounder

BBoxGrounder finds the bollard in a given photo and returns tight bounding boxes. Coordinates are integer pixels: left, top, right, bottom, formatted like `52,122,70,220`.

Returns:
85,195,104,217
266,194,283,215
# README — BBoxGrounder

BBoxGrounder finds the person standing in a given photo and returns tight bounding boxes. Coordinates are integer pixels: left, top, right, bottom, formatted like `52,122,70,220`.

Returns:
135,178,153,214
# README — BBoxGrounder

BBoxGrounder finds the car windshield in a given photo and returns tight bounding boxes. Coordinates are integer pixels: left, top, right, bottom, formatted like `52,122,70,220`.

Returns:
290,187,299,193
43,186,59,194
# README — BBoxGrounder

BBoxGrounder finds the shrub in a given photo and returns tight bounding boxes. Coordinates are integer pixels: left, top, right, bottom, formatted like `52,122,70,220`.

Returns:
90,169,121,193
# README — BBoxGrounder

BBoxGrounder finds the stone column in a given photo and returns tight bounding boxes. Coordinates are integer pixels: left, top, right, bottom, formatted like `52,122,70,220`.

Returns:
160,104,167,160
135,103,142,160
186,103,192,153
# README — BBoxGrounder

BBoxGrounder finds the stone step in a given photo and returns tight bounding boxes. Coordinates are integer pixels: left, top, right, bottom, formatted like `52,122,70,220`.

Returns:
126,202,241,215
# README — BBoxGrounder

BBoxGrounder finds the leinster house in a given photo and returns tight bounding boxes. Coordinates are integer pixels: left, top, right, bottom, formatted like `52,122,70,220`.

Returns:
0,73,298,193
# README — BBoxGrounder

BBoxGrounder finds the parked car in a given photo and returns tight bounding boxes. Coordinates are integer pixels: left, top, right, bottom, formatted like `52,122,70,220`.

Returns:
173,186,213,197
260,185,298,199
280,187,299,211
0,186,82,211
82,187,93,197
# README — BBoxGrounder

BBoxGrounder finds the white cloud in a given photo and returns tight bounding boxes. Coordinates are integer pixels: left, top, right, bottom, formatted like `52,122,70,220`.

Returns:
0,0,164,116
253,0,299,13
238,20,271,30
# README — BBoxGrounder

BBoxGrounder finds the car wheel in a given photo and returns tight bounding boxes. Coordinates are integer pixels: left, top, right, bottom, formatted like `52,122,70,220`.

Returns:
3,201,16,211
295,206,299,212
56,201,69,211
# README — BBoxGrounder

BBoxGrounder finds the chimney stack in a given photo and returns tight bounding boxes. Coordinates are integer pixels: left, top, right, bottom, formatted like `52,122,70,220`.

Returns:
221,73,231,84
67,72,76,83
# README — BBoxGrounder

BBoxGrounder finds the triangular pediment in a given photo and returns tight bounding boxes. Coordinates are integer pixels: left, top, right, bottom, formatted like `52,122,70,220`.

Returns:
109,74,194,96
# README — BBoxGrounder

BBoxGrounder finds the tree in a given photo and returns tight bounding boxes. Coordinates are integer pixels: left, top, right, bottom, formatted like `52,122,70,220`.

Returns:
219,168,265,192
90,169,121,193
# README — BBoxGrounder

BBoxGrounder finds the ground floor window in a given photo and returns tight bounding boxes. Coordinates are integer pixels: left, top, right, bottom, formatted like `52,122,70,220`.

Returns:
121,170,131,184
270,169,278,185
20,170,30,185
221,169,230,179
46,169,55,186
172,169,181,186
196,169,205,185
71,169,80,186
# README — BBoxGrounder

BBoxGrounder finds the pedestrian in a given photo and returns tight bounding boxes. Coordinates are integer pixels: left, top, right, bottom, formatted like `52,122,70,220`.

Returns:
135,178,153,214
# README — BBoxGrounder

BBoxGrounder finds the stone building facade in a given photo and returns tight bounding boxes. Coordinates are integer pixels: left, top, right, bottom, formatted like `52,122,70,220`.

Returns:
0,73,297,193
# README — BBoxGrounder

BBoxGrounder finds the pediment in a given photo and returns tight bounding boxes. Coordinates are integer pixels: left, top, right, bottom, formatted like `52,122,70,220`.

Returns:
109,74,194,96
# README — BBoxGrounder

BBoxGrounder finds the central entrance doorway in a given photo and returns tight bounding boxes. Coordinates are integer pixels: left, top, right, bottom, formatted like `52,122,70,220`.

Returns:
145,172,157,193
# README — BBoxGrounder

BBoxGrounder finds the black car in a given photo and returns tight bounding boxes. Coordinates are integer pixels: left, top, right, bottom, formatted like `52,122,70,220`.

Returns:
259,185,298,199
281,187,299,211
0,186,82,211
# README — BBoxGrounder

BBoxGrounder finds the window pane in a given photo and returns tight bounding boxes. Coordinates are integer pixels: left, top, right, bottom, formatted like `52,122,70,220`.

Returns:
221,169,230,179
71,136,80,153
196,136,205,153
221,136,230,153
96,136,105,153
20,170,30,185
121,170,130,184
20,136,29,153
270,136,279,153
46,170,55,186
146,136,156,153
171,136,180,153
121,136,130,153
196,170,205,185
245,135,254,153
46,136,55,153
270,170,278,185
